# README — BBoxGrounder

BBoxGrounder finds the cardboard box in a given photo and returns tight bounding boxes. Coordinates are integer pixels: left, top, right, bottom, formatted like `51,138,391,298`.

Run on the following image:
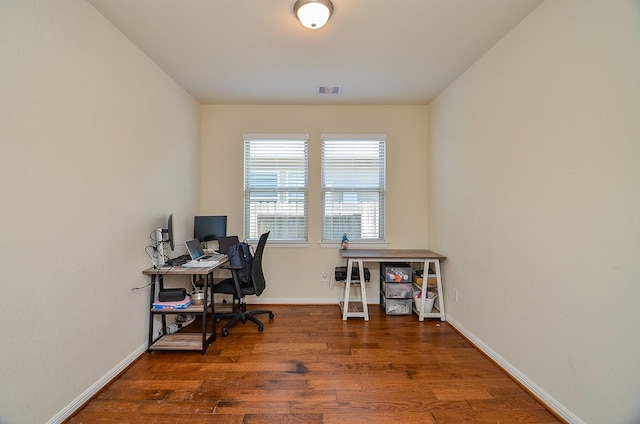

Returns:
413,271,437,286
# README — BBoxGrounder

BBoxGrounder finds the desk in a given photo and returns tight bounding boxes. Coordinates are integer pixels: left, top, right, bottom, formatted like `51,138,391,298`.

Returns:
142,260,227,354
339,249,446,321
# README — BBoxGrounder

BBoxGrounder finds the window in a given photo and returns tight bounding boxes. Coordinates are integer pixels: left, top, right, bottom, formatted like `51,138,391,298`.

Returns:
244,134,308,241
321,134,386,242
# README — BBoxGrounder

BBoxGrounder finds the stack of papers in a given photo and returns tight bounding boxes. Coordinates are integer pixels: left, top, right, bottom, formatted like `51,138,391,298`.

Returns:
152,296,191,309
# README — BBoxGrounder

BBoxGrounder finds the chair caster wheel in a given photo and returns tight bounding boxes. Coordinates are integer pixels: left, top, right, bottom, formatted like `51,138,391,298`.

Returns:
222,329,229,337
258,325,264,332
269,312,275,319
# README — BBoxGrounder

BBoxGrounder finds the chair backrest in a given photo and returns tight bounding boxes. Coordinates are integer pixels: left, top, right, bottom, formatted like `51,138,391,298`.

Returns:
250,231,270,296
217,235,240,254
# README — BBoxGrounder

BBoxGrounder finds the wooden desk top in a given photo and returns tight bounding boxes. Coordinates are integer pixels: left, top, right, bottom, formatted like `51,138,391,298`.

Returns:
339,249,445,260
142,259,228,276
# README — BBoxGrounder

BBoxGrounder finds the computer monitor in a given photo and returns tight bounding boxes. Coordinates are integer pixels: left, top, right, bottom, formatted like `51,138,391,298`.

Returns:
193,215,227,248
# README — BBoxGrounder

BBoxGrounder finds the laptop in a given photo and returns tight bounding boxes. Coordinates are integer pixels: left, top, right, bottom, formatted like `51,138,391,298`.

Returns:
184,239,225,267
185,239,213,261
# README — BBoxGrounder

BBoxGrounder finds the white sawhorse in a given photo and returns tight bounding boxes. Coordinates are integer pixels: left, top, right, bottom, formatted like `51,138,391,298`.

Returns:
339,258,369,321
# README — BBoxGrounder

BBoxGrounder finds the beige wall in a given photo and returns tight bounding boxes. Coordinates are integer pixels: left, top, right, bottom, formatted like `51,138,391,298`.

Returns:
200,105,430,303
0,1,199,423
8,0,637,422
428,0,640,422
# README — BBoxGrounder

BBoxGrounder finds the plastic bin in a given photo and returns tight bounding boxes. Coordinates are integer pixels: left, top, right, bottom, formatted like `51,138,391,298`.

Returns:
414,290,437,313
381,280,413,298
382,264,412,283
381,297,413,315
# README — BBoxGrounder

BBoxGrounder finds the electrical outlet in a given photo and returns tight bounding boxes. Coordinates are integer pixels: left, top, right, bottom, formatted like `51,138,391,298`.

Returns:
321,271,330,282
454,289,459,302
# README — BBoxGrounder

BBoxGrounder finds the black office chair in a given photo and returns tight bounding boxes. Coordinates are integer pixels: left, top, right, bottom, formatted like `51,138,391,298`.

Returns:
190,235,240,303
211,235,241,310
213,231,274,336
217,236,240,255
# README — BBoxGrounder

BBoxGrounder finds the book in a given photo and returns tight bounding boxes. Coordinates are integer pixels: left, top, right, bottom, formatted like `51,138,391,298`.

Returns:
152,295,192,310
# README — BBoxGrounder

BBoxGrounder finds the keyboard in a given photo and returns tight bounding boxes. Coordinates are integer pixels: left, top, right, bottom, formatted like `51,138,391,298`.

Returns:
182,258,220,268
201,253,225,261
165,254,190,266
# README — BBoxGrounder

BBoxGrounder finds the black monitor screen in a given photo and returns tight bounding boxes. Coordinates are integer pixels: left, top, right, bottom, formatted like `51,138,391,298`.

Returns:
193,216,227,243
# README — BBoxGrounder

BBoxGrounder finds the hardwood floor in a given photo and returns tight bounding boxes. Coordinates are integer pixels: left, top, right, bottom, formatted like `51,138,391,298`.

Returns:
66,305,562,423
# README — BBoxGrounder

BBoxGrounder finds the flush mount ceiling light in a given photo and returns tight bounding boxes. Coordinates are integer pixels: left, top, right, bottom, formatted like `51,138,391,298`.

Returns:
294,0,334,29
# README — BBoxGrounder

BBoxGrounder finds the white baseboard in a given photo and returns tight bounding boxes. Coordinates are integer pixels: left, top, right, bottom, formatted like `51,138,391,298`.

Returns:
47,342,148,424
246,298,383,306
446,315,583,424
246,297,339,305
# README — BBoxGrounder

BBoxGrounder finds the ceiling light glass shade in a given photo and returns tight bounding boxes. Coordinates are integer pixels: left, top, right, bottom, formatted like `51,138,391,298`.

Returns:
294,0,334,29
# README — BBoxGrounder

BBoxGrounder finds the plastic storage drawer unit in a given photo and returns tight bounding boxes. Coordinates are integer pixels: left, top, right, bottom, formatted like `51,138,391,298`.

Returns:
381,280,413,299
381,297,413,315
382,264,413,283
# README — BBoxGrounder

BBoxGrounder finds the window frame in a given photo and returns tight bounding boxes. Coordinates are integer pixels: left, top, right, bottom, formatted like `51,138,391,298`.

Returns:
321,134,386,243
243,134,309,243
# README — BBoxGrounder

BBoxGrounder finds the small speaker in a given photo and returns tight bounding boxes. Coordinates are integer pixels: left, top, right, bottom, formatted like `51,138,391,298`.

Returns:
158,288,187,302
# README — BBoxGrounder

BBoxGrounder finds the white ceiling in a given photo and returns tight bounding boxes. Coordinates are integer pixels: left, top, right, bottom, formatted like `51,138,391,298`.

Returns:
87,0,544,105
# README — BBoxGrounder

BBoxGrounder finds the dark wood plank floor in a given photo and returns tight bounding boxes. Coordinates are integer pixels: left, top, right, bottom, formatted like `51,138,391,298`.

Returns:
66,305,562,423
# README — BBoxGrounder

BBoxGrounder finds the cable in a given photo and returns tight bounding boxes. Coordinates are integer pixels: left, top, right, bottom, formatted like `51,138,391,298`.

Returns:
145,244,159,267
137,231,172,292
132,263,178,291
131,280,154,291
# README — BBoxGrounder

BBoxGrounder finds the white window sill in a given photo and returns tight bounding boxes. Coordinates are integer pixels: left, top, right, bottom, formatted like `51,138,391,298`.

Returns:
256,241,311,248
319,241,389,249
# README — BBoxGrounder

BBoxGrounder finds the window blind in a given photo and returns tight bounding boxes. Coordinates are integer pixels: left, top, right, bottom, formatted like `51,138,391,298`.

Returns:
321,135,386,241
244,135,308,241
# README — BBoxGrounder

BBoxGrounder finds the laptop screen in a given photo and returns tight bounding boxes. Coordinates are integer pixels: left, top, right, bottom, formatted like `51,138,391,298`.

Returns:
185,239,205,260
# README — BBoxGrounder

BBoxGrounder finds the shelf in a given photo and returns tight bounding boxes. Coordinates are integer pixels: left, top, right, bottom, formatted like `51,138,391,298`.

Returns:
143,265,226,354
149,333,215,351
150,303,209,314
339,300,365,314
412,284,442,320
412,306,442,320
412,281,437,290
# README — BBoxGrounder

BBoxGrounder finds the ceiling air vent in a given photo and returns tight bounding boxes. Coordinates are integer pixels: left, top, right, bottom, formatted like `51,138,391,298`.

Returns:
318,86,341,95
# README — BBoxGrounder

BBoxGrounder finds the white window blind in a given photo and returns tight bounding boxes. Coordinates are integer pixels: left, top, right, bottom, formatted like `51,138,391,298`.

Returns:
321,135,386,241
244,135,308,241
